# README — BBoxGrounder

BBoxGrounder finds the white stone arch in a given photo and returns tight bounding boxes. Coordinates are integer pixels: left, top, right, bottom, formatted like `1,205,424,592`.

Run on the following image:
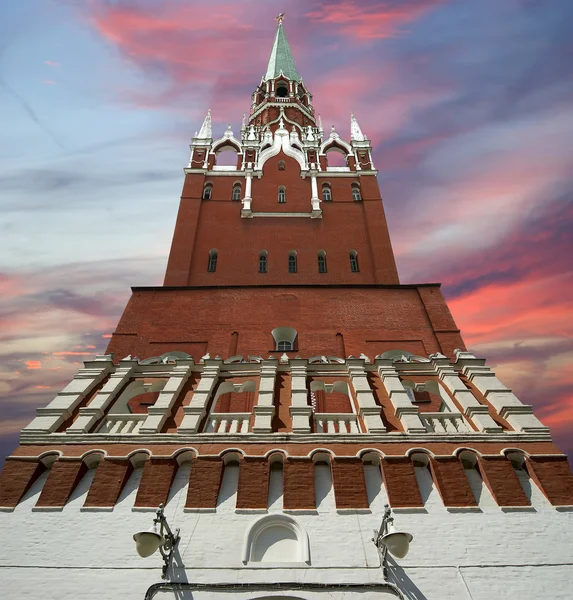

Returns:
319,135,352,157
257,126,306,172
108,379,167,415
272,326,297,351
242,514,310,564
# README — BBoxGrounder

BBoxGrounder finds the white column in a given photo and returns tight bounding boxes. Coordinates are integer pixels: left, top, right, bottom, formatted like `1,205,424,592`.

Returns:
347,359,386,433
139,362,193,433
310,174,321,212
252,360,278,433
290,360,312,433
23,355,115,434
178,361,222,433
375,360,426,433
242,171,253,216
433,358,502,432
66,359,137,434
457,352,549,433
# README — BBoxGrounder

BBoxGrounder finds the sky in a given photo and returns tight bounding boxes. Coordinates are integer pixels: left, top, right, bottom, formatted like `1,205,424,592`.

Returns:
1,0,572,462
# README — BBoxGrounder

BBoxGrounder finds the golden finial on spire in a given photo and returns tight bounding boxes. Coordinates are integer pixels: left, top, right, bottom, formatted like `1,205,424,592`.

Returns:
275,12,286,25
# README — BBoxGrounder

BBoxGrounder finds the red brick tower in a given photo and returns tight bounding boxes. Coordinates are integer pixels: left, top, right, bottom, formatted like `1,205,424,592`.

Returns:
2,20,573,600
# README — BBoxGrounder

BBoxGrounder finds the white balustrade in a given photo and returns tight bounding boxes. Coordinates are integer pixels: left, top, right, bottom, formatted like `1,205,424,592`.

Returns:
97,414,148,434
419,412,471,434
314,413,360,434
205,413,251,434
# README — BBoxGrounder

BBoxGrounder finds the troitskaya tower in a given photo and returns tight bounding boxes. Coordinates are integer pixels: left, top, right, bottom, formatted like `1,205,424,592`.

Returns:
2,18,573,600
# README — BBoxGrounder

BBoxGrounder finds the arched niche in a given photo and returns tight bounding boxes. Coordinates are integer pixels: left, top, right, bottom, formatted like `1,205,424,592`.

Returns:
242,514,310,564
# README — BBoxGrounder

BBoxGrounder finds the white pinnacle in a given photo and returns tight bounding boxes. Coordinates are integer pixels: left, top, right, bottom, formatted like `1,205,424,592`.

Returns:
350,112,365,141
198,109,212,139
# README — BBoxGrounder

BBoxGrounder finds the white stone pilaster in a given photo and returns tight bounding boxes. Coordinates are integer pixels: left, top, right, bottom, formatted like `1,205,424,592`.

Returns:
252,360,278,433
290,360,312,433
23,355,115,434
66,360,137,434
178,361,221,433
433,359,502,432
457,351,549,433
347,360,386,433
375,360,426,433
139,362,193,433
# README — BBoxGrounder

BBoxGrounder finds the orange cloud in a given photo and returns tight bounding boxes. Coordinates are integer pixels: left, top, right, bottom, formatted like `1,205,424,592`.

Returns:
35,385,51,389
52,351,93,356
25,360,42,370
102,334,113,338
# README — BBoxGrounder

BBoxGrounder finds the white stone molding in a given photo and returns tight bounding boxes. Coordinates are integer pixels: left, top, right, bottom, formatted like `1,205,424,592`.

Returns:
433,359,502,433
178,361,222,434
139,362,193,433
23,355,116,434
347,360,386,433
458,354,550,433
252,361,278,433
290,360,312,433
65,360,137,434
375,360,426,433
319,129,353,157
256,121,306,172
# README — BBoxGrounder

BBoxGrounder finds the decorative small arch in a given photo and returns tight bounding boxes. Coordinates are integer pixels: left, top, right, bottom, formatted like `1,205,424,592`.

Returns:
288,251,297,273
321,183,332,202
232,183,242,201
278,186,286,204
202,183,212,200
258,250,268,273
272,326,297,352
317,250,327,273
352,183,362,202
325,147,347,167
207,249,218,272
349,249,359,272
242,514,310,564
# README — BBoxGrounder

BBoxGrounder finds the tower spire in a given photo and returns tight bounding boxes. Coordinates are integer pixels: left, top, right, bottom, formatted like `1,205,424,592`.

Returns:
264,15,301,82
197,109,212,139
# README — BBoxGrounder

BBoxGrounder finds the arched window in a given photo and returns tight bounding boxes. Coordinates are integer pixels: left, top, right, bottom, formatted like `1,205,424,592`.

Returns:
288,252,297,273
202,184,212,200
232,184,242,201
276,83,289,98
352,185,362,202
259,250,268,273
278,160,286,171
322,184,332,202
207,249,218,272
272,326,297,352
349,250,359,272
317,251,327,273
278,186,286,203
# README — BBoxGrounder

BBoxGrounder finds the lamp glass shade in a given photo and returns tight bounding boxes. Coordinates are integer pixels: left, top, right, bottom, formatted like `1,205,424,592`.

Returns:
380,524,413,559
133,525,164,558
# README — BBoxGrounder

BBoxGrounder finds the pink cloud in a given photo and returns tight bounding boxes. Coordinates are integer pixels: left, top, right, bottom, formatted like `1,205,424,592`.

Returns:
25,360,42,370
44,61,60,66
43,80,56,85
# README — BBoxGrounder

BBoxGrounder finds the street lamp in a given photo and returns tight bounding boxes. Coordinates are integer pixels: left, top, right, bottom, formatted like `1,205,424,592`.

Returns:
133,504,180,579
373,504,413,578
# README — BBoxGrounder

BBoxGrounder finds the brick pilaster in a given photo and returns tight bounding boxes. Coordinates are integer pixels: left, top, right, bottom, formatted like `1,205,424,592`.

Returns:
134,458,178,508
332,457,369,509
0,459,45,508
36,460,87,508
526,456,573,506
185,457,223,509
429,457,477,507
236,457,269,509
84,458,133,508
477,456,530,506
283,459,315,510
380,457,423,508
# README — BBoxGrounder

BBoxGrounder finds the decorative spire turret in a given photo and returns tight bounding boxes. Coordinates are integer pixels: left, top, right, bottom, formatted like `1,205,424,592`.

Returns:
264,17,301,82
197,109,212,139
350,113,365,142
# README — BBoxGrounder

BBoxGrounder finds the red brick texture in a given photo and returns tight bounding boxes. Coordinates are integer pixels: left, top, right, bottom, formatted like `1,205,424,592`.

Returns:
477,456,530,507
236,458,270,510
429,457,477,507
36,460,87,508
134,459,178,508
526,456,573,506
106,285,464,363
0,459,45,508
380,458,424,508
332,458,369,509
84,459,133,508
283,459,315,510
185,458,223,509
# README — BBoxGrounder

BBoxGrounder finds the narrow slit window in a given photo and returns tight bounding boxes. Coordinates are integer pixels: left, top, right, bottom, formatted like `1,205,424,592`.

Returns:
318,251,327,274
203,184,213,200
288,253,297,273
208,250,218,272
278,187,286,203
259,252,268,273
350,250,359,273
322,185,332,202
232,185,241,201
352,185,361,202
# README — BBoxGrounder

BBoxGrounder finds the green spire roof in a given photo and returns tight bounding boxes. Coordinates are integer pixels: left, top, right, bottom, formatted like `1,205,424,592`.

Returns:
264,23,301,82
